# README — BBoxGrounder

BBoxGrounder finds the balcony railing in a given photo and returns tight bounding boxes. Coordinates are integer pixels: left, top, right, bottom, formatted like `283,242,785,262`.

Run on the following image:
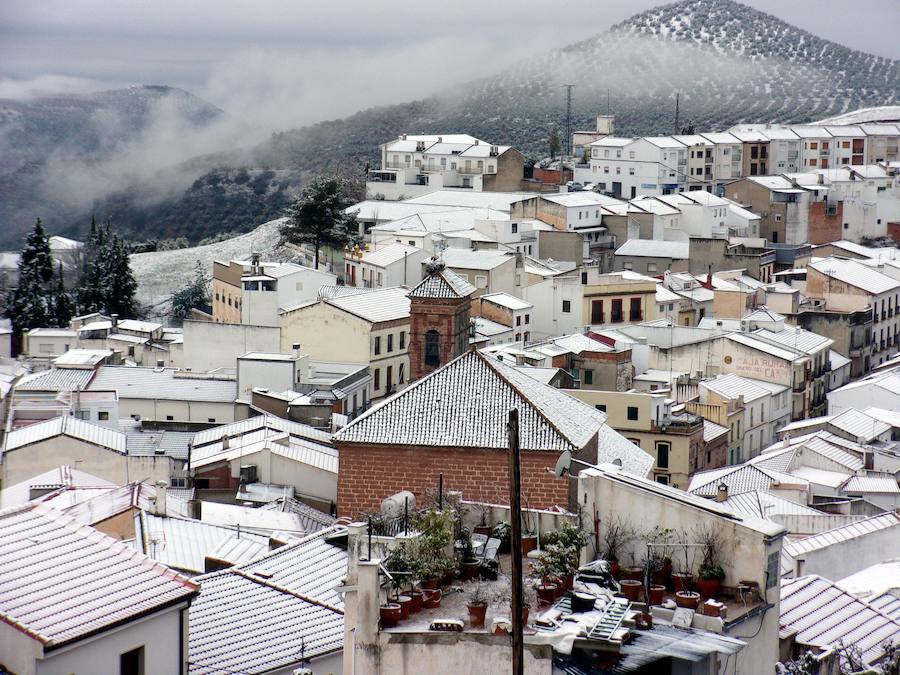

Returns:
792,381,806,393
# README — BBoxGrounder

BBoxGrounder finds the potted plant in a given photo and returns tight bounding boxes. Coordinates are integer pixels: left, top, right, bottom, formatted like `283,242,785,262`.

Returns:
380,601,402,628
643,526,674,588
458,527,481,580
492,521,510,553
558,521,587,589
521,508,538,556
696,525,726,599
474,504,493,537
675,591,700,610
647,584,666,605
602,515,633,580
467,584,489,627
531,549,559,607
698,564,725,599
671,528,695,593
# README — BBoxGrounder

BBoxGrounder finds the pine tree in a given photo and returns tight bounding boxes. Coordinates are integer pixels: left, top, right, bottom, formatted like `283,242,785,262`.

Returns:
77,217,108,314
170,260,210,326
75,219,138,318
4,219,54,338
52,262,75,328
280,175,358,269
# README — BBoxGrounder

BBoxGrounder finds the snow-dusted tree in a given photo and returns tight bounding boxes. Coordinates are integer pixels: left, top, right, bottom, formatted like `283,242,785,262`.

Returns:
52,263,75,328
169,260,209,326
77,217,108,314
280,175,357,269
4,219,54,341
77,220,138,318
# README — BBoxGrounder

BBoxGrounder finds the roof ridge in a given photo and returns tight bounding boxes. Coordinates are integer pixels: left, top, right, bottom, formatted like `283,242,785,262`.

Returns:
230,569,344,615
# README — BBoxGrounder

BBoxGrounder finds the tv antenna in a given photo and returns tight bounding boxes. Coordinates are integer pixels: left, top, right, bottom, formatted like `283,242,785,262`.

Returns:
563,84,575,158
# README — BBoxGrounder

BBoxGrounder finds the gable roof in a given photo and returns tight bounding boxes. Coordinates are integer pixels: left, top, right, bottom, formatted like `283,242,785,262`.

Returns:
809,257,900,295
784,512,900,558
323,286,411,323
780,575,900,665
688,464,807,497
0,501,197,649
334,350,605,452
408,266,475,299
4,416,126,453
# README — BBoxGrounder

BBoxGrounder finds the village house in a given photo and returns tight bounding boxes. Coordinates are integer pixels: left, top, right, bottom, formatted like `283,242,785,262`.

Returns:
344,241,426,289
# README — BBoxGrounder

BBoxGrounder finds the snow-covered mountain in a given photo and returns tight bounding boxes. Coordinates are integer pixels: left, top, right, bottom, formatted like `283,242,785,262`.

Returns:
10,0,900,247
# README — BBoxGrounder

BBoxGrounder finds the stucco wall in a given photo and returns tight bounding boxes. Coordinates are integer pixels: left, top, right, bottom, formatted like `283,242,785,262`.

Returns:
793,524,900,579
183,320,281,371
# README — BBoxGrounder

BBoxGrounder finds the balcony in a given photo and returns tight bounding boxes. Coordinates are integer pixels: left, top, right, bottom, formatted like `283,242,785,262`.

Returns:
652,412,703,435
792,381,806,393
629,311,643,322
458,166,484,175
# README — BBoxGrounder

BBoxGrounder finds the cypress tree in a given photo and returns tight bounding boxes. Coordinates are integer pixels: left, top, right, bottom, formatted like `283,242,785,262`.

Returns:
4,219,53,340
52,262,75,328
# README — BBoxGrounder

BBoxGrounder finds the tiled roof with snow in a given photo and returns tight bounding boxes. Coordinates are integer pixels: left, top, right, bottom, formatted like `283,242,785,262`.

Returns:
4,416,126,453
809,257,900,295
0,501,197,648
408,267,476,299
721,490,822,519
688,464,807,497
780,575,900,665
325,286,411,323
616,239,689,259
784,512,900,558
15,368,95,392
334,350,606,451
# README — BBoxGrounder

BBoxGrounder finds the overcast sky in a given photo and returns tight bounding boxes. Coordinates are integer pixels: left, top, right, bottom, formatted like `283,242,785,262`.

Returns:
1,0,897,131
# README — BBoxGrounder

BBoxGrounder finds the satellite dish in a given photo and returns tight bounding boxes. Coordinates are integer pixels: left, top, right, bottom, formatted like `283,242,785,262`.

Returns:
555,450,572,479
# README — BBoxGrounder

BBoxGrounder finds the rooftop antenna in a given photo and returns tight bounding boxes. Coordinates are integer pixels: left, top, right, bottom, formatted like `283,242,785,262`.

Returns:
606,88,611,117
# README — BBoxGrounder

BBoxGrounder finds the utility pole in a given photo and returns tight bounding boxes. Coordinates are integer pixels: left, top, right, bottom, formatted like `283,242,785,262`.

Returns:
674,92,681,134
507,408,524,675
564,84,575,158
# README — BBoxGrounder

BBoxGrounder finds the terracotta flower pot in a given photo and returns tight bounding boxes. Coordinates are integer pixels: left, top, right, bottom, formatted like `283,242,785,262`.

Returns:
675,591,700,610
700,602,722,617
536,583,558,607
468,603,488,627
380,603,402,628
609,561,621,580
564,573,575,591
397,595,412,620
521,534,538,556
623,566,643,581
698,577,722,599
460,559,481,581
653,563,672,587
672,573,693,593
409,590,423,614
474,525,493,537
553,578,566,600
421,577,439,591
619,579,643,601
422,588,442,609
648,584,666,605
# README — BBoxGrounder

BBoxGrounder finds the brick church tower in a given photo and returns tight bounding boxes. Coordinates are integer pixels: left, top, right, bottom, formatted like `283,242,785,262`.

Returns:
407,258,475,382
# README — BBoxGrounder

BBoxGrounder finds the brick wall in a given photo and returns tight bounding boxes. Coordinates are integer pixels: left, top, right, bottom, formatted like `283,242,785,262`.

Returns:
808,200,843,245
888,222,900,242
409,296,470,381
336,443,570,518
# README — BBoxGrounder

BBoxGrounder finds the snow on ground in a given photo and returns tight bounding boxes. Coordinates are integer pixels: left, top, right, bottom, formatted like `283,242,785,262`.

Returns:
131,219,289,317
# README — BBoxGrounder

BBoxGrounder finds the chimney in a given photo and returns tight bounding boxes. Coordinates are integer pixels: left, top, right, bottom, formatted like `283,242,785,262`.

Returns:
152,481,168,516
715,482,729,503
292,343,301,358
706,265,712,287
817,173,824,185
782,433,790,448
437,136,442,143
188,499,202,520
250,252,261,275
111,313,119,330
222,434,230,450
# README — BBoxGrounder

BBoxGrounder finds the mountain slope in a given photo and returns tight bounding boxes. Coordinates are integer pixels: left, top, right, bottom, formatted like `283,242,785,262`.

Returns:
14,0,900,246
0,85,227,247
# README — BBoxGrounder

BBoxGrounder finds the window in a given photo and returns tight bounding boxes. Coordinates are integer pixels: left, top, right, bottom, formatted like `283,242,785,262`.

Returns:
399,363,405,383
120,646,145,675
809,142,818,150
511,223,518,234
516,315,522,326
627,406,638,421
386,333,394,353
615,167,621,175
595,404,607,412
98,411,110,421
655,475,669,485
374,336,381,355
656,442,670,469
629,168,635,175
629,297,642,321
386,365,393,390
524,331,530,341
766,552,779,589
629,151,635,159
166,415,174,421
591,300,604,323
647,263,657,273
374,368,381,390
475,275,487,289
584,369,594,385
400,331,406,349
611,299,623,322
208,417,216,423
425,330,440,366
525,314,530,324
38,343,54,354
562,300,571,313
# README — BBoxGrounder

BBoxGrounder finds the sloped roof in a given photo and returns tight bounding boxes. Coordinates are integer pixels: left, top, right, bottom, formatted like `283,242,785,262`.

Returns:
360,242,422,267
189,528,347,673
4,416,126,453
721,490,822,520
842,474,900,495
15,368,95,392
809,257,900,295
335,350,606,452
0,501,197,648
0,465,115,509
260,496,336,534
829,408,891,441
191,415,332,448
323,286,411,323
408,266,475,299
780,575,900,665
595,426,655,478
87,366,236,403
688,464,807,497
785,512,900,557
616,239,690,259
133,512,270,575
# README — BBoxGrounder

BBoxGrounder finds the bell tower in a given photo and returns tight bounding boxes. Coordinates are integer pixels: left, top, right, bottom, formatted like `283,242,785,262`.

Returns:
407,258,475,382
